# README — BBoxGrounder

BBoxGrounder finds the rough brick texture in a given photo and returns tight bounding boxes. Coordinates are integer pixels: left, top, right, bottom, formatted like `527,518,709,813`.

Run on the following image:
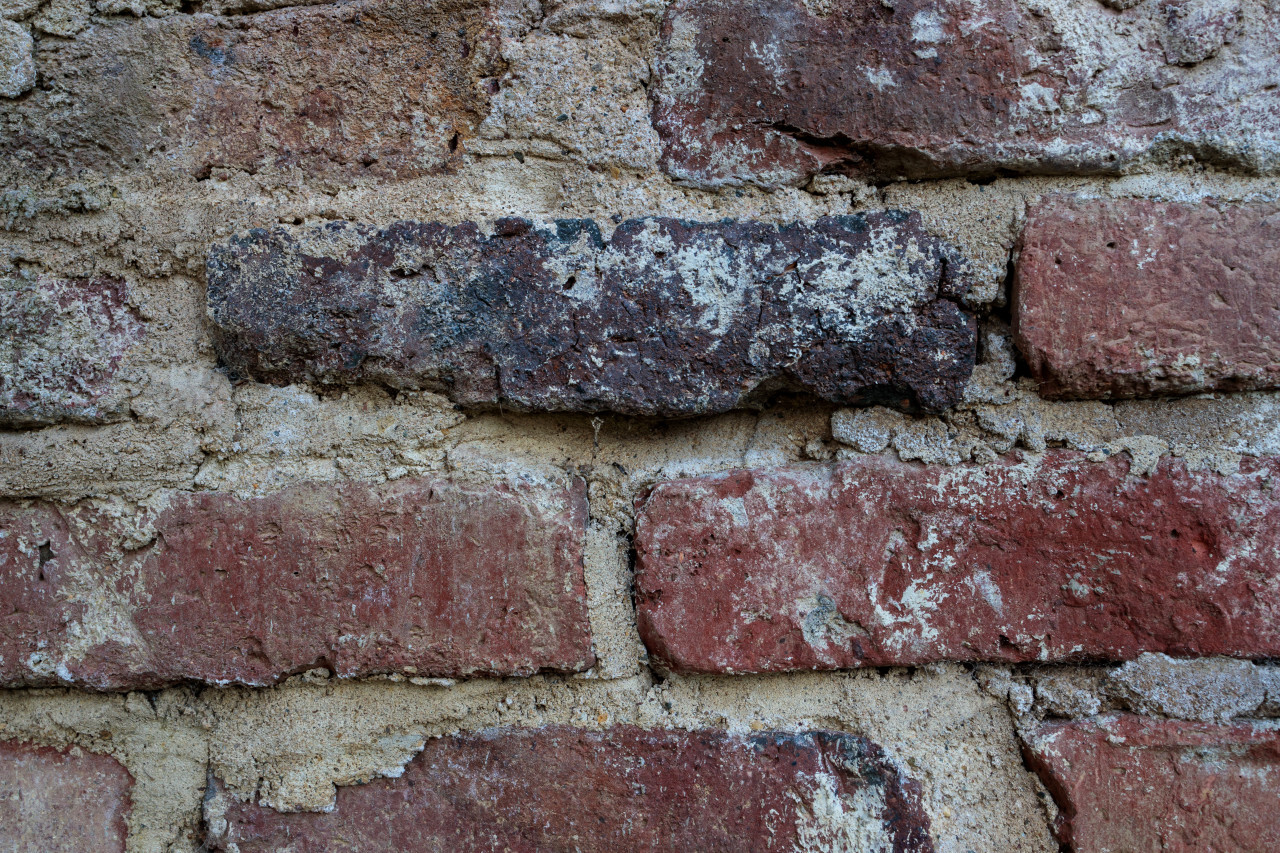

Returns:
1024,714,1280,852
0,476,592,689
206,726,934,852
2,0,499,181
208,213,976,416
652,0,1280,187
0,275,142,426
635,452,1280,673
0,740,132,853
1015,197,1280,399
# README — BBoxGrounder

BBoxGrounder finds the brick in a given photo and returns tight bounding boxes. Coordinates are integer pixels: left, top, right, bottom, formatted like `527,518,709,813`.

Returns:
0,275,142,426
0,476,592,689
634,451,1280,673
1024,714,1280,852
651,0,1280,187
0,740,132,853
1014,197,1280,399
1,0,498,181
206,726,934,852
208,213,976,416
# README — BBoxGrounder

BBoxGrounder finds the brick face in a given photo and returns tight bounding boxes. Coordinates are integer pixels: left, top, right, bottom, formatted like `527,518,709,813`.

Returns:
634,452,1280,673
208,213,977,415
651,0,1280,187
0,740,133,853
206,726,934,852
2,0,499,181
1024,714,1280,852
0,476,593,689
1014,197,1280,399
0,276,142,426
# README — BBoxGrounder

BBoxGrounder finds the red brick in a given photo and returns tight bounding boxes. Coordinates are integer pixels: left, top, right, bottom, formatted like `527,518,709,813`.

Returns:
0,740,132,853
2,0,499,181
1024,714,1280,852
634,452,1280,673
1014,197,1280,399
651,0,1280,187
206,726,934,852
0,276,142,426
0,476,593,689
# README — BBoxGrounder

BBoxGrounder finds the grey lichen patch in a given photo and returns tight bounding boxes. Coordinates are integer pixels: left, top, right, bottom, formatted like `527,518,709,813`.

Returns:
0,18,32,98
208,213,977,416
1109,653,1269,721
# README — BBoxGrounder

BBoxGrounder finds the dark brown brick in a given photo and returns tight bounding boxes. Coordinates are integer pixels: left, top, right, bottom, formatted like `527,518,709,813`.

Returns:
0,740,133,853
0,476,592,690
651,0,1280,187
0,275,142,426
1024,714,1280,852
1014,197,1280,399
207,213,977,416
1,0,499,181
206,726,934,852
634,452,1280,673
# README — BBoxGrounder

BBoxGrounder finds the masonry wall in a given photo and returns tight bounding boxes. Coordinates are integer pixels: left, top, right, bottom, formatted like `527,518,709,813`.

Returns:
1,0,1279,850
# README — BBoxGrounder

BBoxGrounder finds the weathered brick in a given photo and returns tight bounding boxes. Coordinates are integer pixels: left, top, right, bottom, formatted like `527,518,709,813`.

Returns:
208,213,977,416
1014,197,1280,399
0,740,132,853
0,275,142,426
1,0,499,181
634,452,1280,673
1024,714,1280,852
651,0,1280,187
206,726,934,852
0,476,592,689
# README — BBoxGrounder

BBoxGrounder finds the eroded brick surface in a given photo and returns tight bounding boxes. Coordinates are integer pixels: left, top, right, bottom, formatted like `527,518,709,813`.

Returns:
206,726,934,852
0,275,142,427
1024,714,1280,852
635,452,1280,673
651,0,1280,187
207,213,977,416
0,740,133,853
1,0,499,181
1014,197,1280,399
0,476,593,689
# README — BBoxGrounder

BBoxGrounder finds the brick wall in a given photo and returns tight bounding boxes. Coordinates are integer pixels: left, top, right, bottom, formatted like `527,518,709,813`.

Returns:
2,0,1278,850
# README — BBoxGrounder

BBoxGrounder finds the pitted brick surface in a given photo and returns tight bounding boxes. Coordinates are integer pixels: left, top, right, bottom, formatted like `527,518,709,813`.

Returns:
0,476,593,689
635,452,1280,672
1024,714,1280,852
0,740,133,853
208,213,976,416
207,726,934,853
1014,197,1280,399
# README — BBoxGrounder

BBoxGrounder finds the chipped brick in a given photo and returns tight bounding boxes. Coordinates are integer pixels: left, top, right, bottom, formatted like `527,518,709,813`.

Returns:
207,213,977,416
1024,714,1280,852
0,476,593,689
651,0,1280,187
2,0,499,180
206,726,934,852
634,452,1280,673
0,275,142,427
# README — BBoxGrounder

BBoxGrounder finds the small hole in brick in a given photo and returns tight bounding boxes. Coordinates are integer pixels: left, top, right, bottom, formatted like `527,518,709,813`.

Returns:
564,275,577,290
1106,241,1116,249
1171,529,1181,539
1054,256,1062,265
37,541,54,581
